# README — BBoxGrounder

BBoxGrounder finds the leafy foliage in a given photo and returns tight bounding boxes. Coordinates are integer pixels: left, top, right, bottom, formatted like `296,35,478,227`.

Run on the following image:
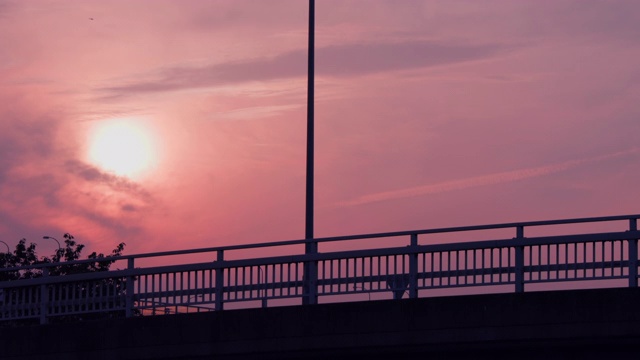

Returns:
0,234,129,325
0,233,125,280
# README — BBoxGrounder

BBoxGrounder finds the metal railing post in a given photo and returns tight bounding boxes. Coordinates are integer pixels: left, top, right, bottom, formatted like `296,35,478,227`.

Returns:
303,240,318,305
409,234,418,299
629,219,638,287
125,258,135,317
515,226,525,293
215,250,224,311
39,267,49,324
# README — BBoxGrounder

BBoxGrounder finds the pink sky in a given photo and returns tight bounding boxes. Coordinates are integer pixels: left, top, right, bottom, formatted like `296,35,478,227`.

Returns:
1,0,639,257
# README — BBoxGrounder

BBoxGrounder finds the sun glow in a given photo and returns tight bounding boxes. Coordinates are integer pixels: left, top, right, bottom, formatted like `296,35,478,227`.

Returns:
87,118,159,179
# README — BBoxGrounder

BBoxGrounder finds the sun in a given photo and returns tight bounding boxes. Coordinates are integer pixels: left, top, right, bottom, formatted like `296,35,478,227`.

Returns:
86,118,159,179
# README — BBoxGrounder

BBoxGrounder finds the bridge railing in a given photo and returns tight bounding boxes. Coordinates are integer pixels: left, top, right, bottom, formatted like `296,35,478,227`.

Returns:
1,214,638,324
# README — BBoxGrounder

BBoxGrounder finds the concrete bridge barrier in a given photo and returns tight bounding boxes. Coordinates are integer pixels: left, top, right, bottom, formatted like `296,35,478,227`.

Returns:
3,287,640,359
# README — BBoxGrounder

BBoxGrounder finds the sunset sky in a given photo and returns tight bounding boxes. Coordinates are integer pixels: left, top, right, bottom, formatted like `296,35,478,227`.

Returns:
1,0,639,256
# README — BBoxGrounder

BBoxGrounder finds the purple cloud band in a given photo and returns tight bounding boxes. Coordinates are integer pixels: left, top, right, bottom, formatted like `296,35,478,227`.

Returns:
101,40,513,96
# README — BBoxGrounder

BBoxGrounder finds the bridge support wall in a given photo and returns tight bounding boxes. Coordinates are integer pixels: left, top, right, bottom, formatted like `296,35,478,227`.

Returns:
3,287,640,359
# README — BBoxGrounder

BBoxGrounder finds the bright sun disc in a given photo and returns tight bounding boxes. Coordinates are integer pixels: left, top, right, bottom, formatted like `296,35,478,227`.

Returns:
87,118,158,179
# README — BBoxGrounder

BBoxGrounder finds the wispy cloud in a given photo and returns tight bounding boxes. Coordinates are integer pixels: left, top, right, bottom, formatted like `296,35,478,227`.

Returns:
338,148,640,207
101,40,513,96
210,104,301,121
64,160,153,202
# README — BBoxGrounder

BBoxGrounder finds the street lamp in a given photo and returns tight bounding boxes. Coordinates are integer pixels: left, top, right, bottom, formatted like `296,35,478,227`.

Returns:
0,240,10,253
43,236,63,259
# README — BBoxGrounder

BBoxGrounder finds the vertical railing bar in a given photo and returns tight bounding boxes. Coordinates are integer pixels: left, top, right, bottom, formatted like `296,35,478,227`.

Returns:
277,263,281,297
428,252,433,287
316,260,321,294
234,267,239,299
629,219,638,287
377,256,381,290
229,268,234,300
289,263,298,295
321,259,326,294
136,273,141,303
472,249,476,285
357,257,361,291
429,253,434,287
171,272,176,307
65,282,70,313
508,247,512,282
409,234,418,298
384,255,389,287
461,250,465,285
371,255,375,291
327,259,332,294
601,240,605,278
285,263,289,296
482,248,486,285
288,263,292,296
351,257,355,291
250,266,254,300
584,242,588,278
451,250,456,286
490,248,495,284
536,245,540,280
244,267,248,299
438,252,442,287
552,244,557,280
362,257,366,291
97,279,102,311
338,258,343,293
546,245,550,280
621,240,625,276
124,258,134,317
448,251,452,286
394,254,399,276
177,271,182,304
610,240,614,277
214,250,224,308
592,241,596,278
564,243,568,279
158,273,166,304
151,272,156,308
610,240,615,277
567,243,576,279
296,261,301,296
498,247,503,283
270,264,276,298
201,269,205,302
238,268,243,300
573,243,579,279
514,225,524,292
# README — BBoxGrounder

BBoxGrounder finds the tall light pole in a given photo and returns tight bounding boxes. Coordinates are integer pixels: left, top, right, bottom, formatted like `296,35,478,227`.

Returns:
305,0,315,244
303,0,318,305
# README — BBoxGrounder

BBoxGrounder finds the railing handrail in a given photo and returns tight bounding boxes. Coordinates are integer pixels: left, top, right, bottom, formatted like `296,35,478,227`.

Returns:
1,213,638,273
2,229,638,290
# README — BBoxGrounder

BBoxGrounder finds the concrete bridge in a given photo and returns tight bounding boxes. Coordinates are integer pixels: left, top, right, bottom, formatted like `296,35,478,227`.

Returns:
2,286,640,359
2,214,640,358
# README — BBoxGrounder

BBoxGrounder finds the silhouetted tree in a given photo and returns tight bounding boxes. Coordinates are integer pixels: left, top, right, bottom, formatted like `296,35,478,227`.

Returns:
0,234,129,325
0,233,125,279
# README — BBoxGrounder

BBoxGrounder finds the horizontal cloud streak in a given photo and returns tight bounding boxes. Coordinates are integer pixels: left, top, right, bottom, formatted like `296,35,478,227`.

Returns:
102,40,512,96
338,148,640,207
